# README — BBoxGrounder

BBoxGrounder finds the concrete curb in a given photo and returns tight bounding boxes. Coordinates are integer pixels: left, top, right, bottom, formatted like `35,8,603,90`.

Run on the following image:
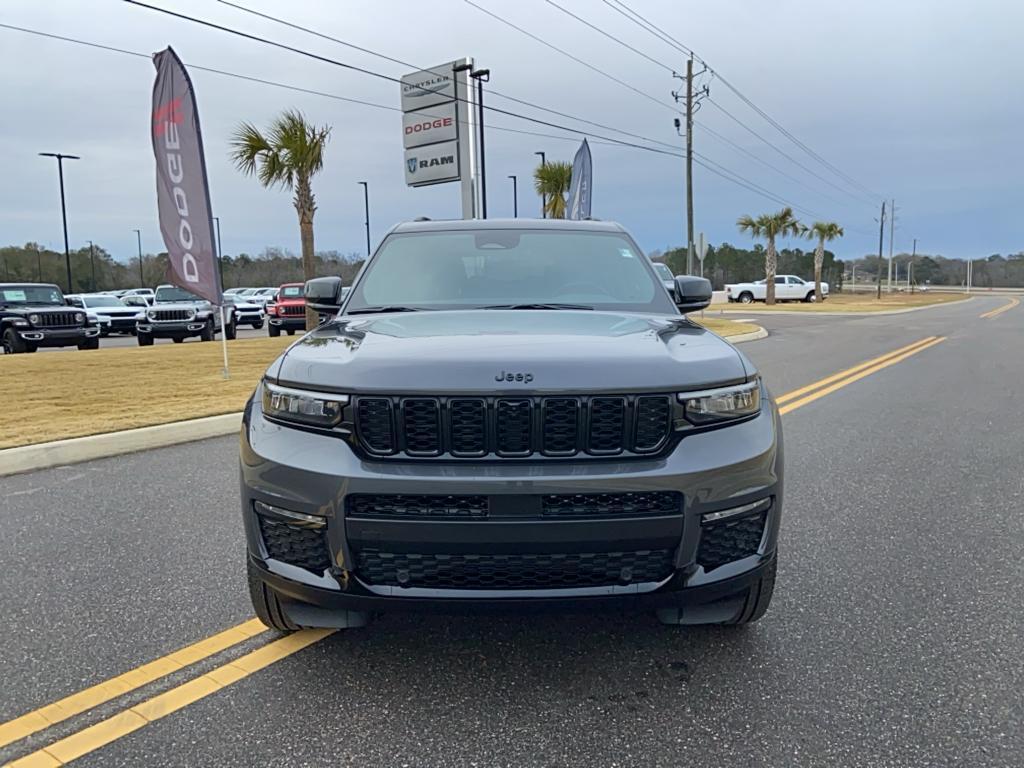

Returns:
0,413,242,477
722,326,768,344
716,296,974,317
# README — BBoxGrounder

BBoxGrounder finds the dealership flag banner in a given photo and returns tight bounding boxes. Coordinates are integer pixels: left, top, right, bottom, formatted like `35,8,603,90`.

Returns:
151,46,229,375
566,138,593,220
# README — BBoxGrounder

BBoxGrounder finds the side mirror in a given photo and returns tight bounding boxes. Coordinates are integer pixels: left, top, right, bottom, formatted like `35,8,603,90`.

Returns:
672,275,713,313
304,276,345,315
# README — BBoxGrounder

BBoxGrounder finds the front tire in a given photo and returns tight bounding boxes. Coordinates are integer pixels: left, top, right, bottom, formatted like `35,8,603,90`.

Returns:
77,338,100,350
725,558,777,625
287,329,296,336
248,559,300,632
137,332,154,347
225,319,237,340
2,328,28,354
804,292,816,303
268,324,281,337
739,292,754,304
172,337,184,344
200,319,215,342
251,320,264,330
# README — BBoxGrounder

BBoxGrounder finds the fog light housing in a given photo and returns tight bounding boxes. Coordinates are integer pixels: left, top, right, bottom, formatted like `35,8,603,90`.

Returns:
701,497,771,525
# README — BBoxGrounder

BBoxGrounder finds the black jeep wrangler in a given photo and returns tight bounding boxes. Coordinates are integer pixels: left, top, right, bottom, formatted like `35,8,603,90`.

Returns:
1,283,100,354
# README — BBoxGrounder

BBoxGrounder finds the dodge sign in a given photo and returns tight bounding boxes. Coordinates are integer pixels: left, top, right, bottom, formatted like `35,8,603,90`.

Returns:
402,102,458,150
403,140,460,186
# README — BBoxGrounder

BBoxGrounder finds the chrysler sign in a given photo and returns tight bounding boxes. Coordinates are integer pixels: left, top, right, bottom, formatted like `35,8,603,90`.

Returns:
400,67,456,112
402,102,457,149
403,140,460,186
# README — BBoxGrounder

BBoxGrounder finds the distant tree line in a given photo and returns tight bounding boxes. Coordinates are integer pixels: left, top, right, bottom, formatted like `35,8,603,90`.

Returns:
0,242,364,293
652,244,1024,291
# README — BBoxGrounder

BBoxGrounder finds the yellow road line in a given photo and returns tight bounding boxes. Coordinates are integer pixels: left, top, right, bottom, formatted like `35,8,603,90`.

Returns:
778,337,946,415
979,296,1020,319
774,337,938,405
0,619,266,750
6,629,332,768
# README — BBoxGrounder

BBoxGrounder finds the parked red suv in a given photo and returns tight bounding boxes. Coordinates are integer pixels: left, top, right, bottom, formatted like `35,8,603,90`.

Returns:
266,283,306,337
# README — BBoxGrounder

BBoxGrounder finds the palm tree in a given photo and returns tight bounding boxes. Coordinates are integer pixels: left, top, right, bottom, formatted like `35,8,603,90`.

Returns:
533,161,573,219
804,221,844,302
736,207,803,304
230,110,331,330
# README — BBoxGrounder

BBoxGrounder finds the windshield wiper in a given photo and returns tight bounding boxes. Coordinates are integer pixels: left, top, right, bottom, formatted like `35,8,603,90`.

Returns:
346,305,432,315
481,303,593,311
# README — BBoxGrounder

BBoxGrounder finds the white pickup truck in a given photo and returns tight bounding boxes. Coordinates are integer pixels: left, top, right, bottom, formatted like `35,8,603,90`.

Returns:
725,274,828,303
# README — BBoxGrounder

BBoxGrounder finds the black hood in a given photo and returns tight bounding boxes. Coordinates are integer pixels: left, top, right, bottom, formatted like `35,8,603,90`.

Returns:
272,310,752,394
1,304,77,314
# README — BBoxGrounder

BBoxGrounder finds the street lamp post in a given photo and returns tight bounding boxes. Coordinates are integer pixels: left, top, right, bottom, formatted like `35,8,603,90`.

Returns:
357,182,371,257
88,240,97,292
508,175,518,218
534,151,546,218
133,229,143,286
470,69,490,219
39,152,80,292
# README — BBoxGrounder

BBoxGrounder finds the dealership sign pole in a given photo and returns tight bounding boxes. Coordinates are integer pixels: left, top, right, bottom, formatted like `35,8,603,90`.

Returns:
150,46,229,377
400,59,477,219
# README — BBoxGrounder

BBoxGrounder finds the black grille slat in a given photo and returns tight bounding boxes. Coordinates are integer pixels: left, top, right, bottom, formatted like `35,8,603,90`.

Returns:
541,491,681,518
697,511,767,570
352,395,672,459
356,549,674,589
495,399,532,456
348,494,488,519
258,517,330,572
402,398,441,456
449,399,487,456
280,304,305,316
542,398,579,455
634,396,672,452
588,398,626,454
356,398,395,454
35,311,82,328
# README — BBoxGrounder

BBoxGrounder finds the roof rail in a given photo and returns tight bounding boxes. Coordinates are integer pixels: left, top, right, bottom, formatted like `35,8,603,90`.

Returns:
413,216,432,222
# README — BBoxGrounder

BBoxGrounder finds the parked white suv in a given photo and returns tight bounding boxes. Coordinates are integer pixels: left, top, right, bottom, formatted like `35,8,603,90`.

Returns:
725,275,828,303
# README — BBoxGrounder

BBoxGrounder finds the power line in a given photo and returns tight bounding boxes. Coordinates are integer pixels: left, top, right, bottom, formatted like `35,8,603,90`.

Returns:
543,0,673,73
214,0,683,152
462,0,681,116
604,0,881,201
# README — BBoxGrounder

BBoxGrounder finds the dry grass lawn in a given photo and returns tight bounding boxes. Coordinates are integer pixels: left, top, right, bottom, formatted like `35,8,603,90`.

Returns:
719,291,966,313
1,336,293,449
692,316,762,337
1,316,764,450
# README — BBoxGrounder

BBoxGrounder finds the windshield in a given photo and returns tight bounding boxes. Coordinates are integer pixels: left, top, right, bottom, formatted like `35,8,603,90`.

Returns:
82,295,126,308
0,285,64,306
279,286,303,298
346,229,672,313
155,286,201,303
653,262,673,281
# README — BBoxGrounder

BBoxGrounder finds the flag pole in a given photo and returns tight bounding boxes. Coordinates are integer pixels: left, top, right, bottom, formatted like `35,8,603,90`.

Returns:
219,305,230,379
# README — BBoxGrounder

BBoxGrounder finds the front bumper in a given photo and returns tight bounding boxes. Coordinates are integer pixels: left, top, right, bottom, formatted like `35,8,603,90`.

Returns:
236,311,264,323
240,391,783,622
100,316,140,332
137,321,207,337
268,315,306,329
17,326,100,346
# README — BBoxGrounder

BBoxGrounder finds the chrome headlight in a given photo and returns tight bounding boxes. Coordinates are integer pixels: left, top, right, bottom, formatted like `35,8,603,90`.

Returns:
75,312,85,323
29,313,40,324
147,309,157,320
678,379,761,426
262,381,347,429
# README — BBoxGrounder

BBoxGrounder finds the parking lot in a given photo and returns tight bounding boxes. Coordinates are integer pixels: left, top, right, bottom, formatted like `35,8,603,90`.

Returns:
2,295,1021,767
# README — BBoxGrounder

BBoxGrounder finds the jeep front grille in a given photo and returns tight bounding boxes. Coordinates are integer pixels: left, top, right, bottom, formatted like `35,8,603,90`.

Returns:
33,311,82,328
352,395,673,459
279,304,305,316
355,549,675,589
151,309,194,322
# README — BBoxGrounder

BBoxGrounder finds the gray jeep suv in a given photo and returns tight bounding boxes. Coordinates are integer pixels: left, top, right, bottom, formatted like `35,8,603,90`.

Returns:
241,219,782,630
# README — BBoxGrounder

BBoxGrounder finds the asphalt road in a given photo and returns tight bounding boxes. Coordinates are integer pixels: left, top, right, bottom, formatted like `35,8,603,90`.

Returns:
2,294,1021,767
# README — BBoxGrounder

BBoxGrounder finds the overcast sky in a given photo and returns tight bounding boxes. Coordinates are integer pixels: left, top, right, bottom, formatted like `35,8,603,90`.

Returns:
1,0,1021,264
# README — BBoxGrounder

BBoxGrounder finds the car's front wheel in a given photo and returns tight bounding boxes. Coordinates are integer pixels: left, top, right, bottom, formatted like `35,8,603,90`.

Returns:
251,320,264,330
137,331,154,347
268,324,281,337
739,292,754,304
2,328,28,354
247,559,300,632
725,557,777,624
200,319,215,342
657,557,777,626
77,338,100,350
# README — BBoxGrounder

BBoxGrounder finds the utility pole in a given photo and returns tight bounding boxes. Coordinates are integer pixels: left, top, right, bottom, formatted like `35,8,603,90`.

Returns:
671,58,708,275
534,151,546,218
508,175,518,217
39,152,80,292
471,69,490,219
35,244,43,282
887,198,896,292
88,240,97,292
876,201,886,300
357,182,371,257
133,229,143,287
910,238,917,293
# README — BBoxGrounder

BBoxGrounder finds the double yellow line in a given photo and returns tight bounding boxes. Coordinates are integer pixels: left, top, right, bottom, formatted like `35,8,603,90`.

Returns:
979,296,1020,319
1,335,949,766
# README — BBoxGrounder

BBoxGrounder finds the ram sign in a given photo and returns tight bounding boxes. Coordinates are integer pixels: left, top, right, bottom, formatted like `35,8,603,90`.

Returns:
403,140,460,186
402,102,458,150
